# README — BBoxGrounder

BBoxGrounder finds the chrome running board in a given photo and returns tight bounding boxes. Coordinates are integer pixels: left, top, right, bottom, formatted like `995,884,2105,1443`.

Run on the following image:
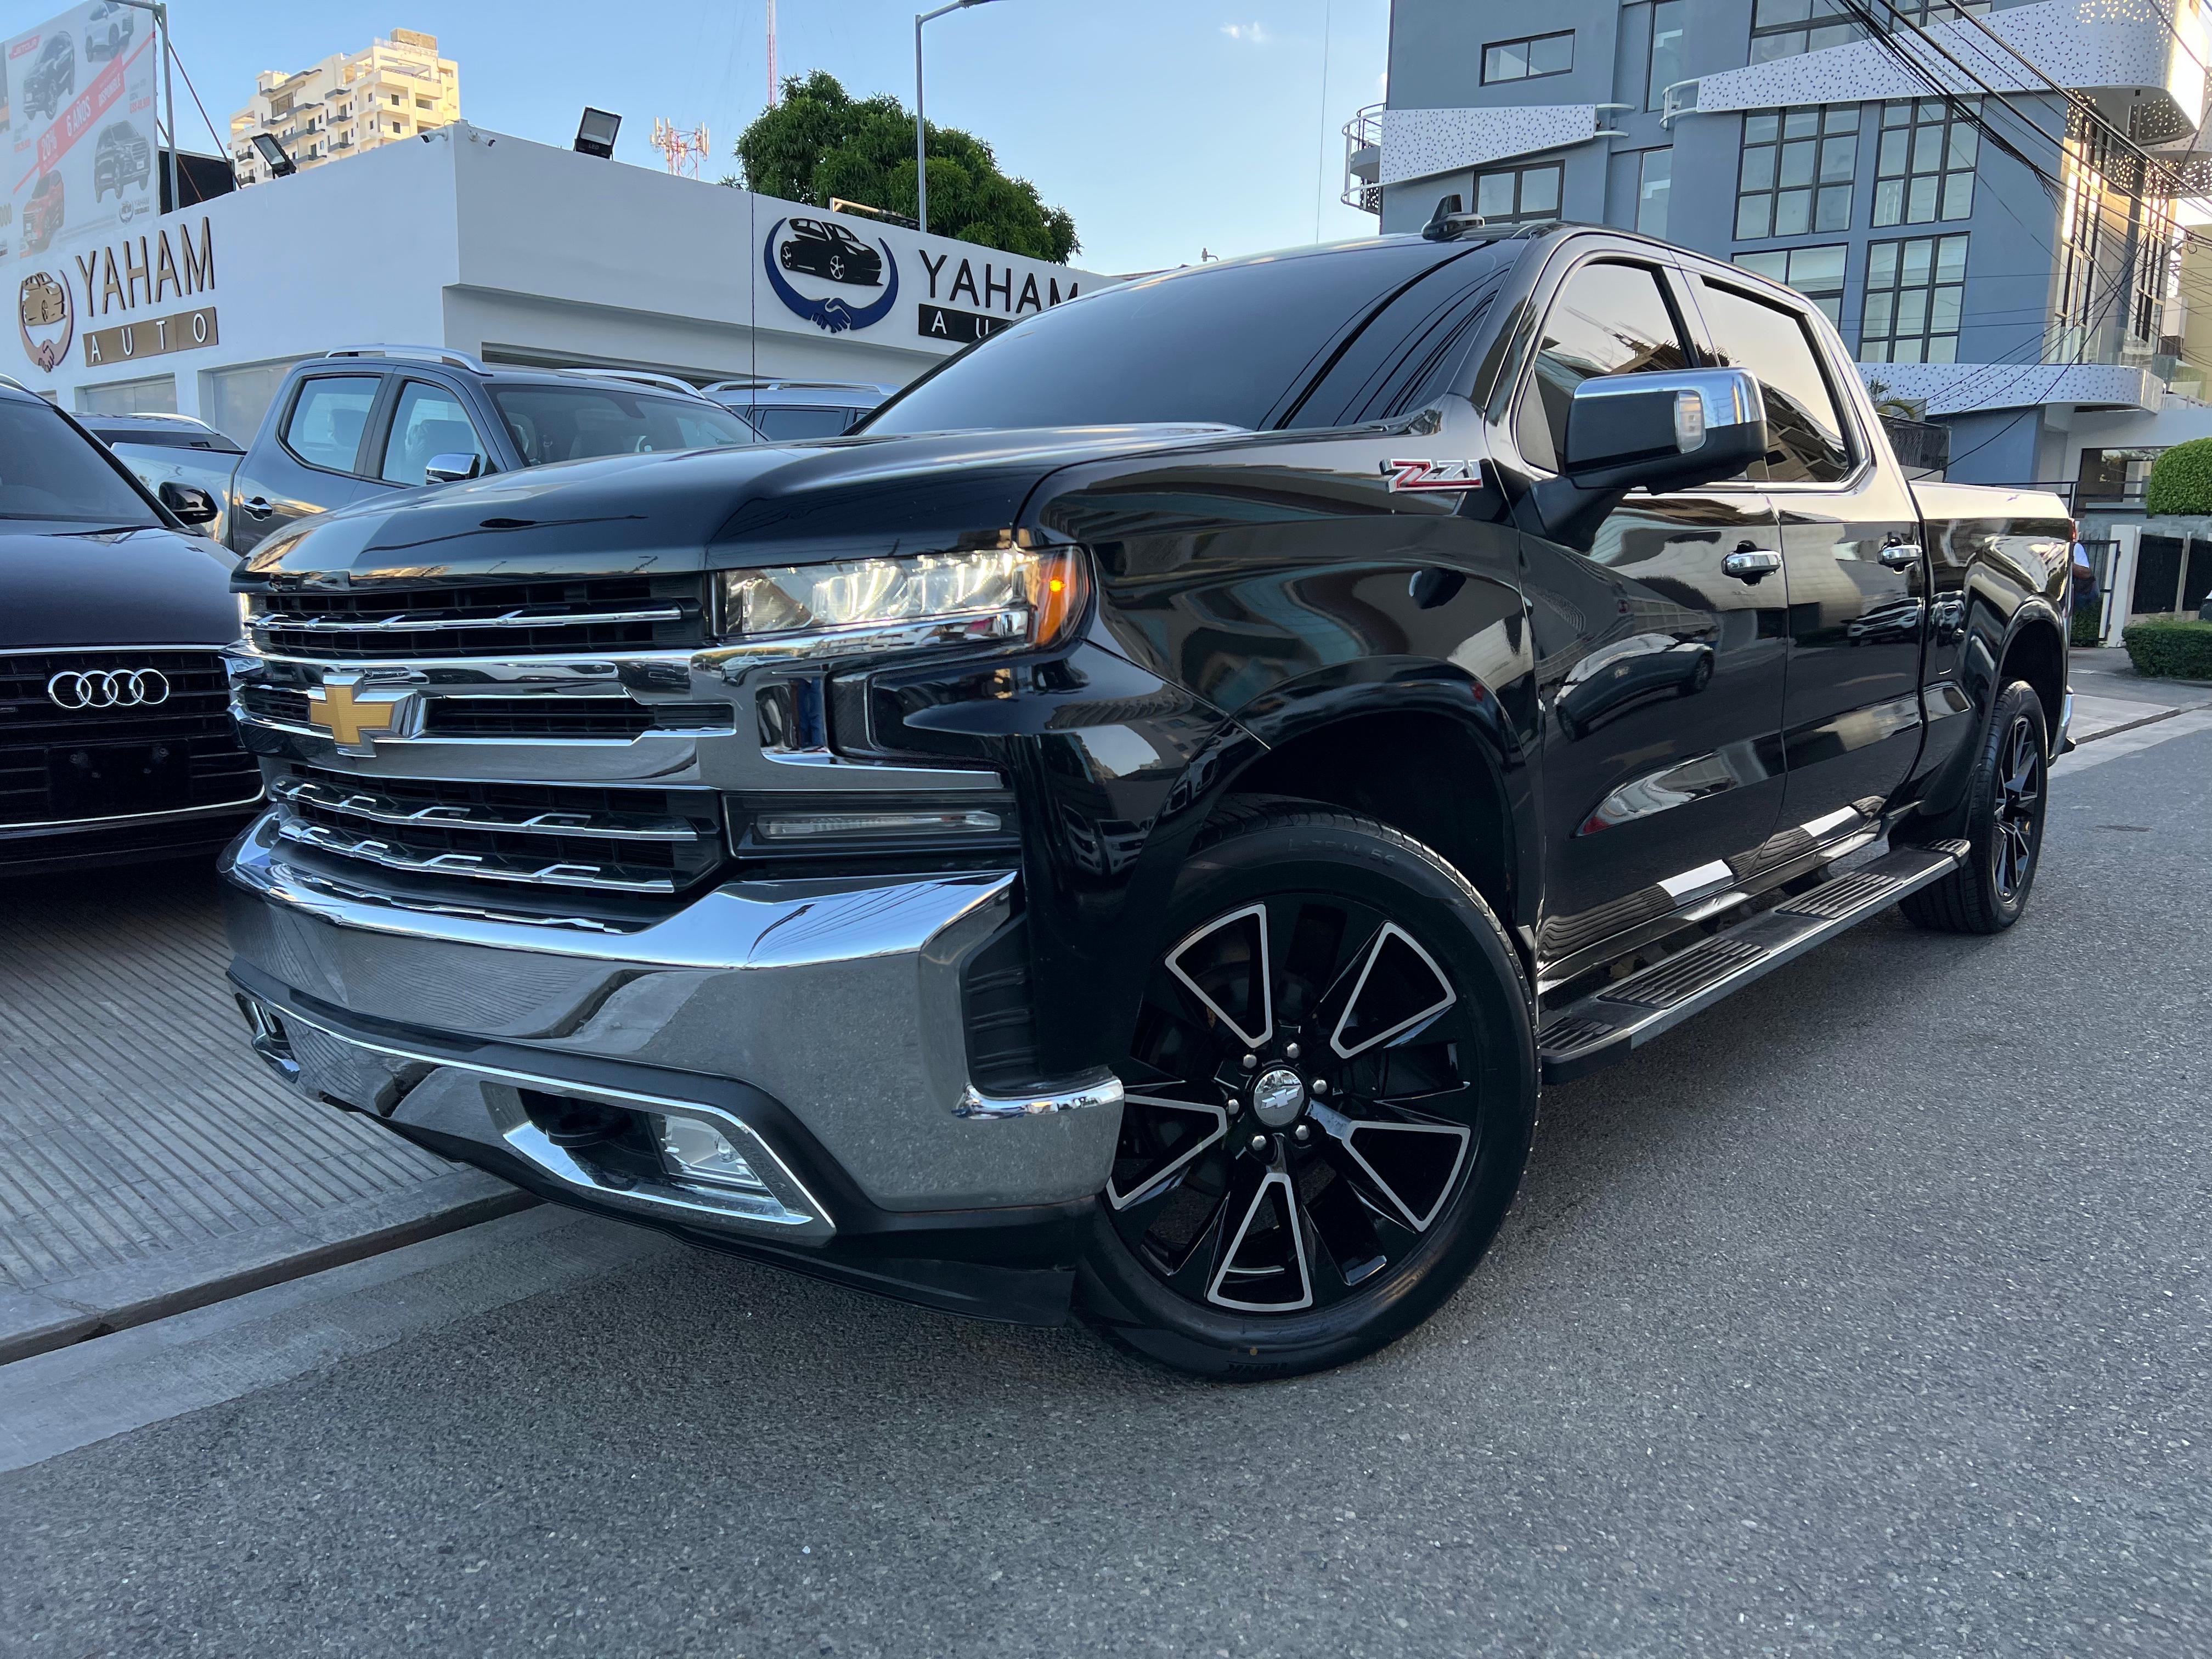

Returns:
1537,840,1970,1083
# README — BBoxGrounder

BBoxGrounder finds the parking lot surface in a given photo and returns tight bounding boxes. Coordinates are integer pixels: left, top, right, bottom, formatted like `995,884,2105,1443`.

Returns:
2,720,2208,1657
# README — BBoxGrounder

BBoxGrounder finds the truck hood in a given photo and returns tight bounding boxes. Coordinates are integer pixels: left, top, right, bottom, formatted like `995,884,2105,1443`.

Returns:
240,425,1241,586
0,523,239,649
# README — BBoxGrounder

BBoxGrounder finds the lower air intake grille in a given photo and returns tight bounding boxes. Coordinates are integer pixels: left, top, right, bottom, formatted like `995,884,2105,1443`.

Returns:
267,765,724,895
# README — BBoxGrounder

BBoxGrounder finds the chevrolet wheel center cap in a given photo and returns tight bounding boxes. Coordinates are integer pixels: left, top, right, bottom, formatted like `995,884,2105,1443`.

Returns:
1251,1066,1307,1127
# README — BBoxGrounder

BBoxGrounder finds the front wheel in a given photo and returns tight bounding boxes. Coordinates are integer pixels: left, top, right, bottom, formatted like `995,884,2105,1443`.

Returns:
1901,679,2049,934
1077,802,1537,1379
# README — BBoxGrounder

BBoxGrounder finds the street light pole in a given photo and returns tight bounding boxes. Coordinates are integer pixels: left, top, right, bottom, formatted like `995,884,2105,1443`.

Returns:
914,0,1000,238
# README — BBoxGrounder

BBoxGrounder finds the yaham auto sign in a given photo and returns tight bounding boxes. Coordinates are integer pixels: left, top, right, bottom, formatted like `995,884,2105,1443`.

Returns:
762,211,1085,347
5,1,160,262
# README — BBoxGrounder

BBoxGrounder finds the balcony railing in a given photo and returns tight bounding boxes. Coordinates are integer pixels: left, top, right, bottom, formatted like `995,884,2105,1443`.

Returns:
1341,103,1384,213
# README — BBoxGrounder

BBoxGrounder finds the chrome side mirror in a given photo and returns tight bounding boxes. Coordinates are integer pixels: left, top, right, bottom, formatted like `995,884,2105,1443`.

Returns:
1532,368,1769,549
424,452,483,486
1563,368,1767,491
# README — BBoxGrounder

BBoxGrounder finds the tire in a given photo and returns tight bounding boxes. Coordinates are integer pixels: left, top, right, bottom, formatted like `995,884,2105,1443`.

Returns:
1901,679,2048,934
1076,800,1537,1380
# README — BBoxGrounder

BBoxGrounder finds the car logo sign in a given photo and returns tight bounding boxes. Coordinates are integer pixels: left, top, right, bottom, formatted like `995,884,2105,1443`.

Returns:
47,668,171,709
762,217,900,335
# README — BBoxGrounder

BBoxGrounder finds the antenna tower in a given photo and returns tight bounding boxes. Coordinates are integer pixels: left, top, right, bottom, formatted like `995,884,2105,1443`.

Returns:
650,117,712,177
766,0,779,106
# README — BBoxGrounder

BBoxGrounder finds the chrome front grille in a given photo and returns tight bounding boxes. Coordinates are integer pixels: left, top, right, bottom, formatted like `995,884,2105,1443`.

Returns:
1,649,259,827
266,765,724,895
249,574,706,660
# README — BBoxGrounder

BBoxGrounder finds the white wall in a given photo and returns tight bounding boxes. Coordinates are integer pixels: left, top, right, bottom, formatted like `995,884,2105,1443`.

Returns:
8,122,1104,428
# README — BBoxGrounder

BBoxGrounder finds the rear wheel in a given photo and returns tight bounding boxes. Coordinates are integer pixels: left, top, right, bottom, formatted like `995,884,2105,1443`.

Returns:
1077,802,1536,1379
1901,679,2048,934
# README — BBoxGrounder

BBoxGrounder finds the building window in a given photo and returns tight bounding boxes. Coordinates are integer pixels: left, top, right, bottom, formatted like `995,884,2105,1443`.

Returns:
1861,233,1967,361
1737,106,1857,239
1750,0,1864,62
1637,148,1672,238
1484,30,1573,83
1646,0,1686,112
1734,243,1848,328
1873,99,1977,227
1474,159,1564,224
1884,0,1991,21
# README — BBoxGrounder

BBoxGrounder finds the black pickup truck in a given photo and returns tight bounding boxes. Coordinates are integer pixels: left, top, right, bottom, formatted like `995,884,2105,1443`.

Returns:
221,224,2072,1378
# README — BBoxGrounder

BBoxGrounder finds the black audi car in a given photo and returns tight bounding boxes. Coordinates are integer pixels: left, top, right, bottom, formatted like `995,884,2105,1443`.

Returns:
0,382,261,878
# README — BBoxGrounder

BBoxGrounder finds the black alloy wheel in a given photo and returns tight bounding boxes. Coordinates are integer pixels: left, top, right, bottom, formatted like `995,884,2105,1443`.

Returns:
1078,802,1536,1379
1991,710,2042,900
1902,678,2049,934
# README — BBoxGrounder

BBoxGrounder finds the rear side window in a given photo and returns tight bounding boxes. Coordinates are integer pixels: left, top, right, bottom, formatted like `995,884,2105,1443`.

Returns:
1694,281,1853,483
1515,262,1693,472
749,405,860,441
283,375,380,474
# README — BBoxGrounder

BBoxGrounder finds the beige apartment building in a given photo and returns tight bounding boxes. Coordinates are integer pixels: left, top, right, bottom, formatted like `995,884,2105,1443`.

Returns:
229,29,459,184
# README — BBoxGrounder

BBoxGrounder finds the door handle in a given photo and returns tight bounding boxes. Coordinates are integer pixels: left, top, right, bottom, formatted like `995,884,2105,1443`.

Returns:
1878,541,1923,569
1722,546,1781,583
241,496,273,519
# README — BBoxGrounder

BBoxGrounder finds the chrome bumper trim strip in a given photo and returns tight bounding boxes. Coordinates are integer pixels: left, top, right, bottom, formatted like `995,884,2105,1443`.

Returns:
954,1072,1125,1120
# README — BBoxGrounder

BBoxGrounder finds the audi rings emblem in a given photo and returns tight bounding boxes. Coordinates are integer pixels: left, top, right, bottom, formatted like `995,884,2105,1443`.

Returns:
46,669,172,710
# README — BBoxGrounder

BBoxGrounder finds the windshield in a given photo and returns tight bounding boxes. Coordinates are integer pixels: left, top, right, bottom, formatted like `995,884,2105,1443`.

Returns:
489,387,754,465
0,402,162,526
864,240,1502,436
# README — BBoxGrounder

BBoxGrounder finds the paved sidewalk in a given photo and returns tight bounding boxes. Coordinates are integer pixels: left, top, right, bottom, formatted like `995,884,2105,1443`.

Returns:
0,860,525,1364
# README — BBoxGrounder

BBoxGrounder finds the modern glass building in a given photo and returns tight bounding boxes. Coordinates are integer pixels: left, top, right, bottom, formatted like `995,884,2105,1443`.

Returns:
1343,0,2212,496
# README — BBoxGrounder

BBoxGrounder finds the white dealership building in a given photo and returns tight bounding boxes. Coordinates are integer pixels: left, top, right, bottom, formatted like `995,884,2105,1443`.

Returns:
8,119,1107,442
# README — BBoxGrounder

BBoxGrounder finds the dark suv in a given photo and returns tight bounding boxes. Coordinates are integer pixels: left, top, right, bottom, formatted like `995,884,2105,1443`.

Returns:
22,32,73,123
223,225,2071,1378
94,121,151,202
0,381,257,877
224,348,754,551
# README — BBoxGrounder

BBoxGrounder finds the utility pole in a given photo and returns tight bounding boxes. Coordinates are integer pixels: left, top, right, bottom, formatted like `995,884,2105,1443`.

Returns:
766,0,778,108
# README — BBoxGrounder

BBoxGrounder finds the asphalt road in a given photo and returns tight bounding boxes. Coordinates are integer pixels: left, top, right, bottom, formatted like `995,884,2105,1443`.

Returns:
5,722,2210,1658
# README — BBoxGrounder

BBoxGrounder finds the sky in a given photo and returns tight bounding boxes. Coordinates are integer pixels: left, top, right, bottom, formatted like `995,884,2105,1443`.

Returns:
94,0,1392,275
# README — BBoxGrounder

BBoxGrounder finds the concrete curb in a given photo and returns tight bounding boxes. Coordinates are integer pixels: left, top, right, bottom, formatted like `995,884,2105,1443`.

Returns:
0,1168,535,1367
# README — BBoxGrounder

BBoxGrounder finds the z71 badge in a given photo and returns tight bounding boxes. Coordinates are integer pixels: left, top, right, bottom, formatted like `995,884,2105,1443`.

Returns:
1383,458,1482,492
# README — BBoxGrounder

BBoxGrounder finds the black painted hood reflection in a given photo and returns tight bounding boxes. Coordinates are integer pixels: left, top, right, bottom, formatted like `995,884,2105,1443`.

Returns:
239,425,1250,586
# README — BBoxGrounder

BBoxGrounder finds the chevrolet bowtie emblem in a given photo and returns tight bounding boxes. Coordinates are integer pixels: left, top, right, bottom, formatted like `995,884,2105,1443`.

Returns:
306,675,408,751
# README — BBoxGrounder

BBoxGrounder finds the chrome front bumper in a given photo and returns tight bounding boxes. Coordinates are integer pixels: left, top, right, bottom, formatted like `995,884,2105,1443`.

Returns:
222,812,1122,1226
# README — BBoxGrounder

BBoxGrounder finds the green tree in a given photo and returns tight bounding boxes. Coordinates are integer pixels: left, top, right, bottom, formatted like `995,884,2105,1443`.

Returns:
2145,437,2212,515
733,71,1078,263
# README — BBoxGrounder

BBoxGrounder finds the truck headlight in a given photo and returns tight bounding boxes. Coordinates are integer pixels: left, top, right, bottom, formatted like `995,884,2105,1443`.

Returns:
714,546,1087,659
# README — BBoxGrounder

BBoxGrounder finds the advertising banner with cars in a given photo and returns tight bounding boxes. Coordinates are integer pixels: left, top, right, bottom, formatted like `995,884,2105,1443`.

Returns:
4,1,159,265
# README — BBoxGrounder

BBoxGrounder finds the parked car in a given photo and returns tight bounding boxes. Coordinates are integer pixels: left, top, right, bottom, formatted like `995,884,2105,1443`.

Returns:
85,412,245,546
219,348,754,551
221,223,2073,1379
777,218,883,286
22,32,73,123
22,173,64,255
83,1,134,61
0,381,258,878
93,121,151,202
703,377,891,442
